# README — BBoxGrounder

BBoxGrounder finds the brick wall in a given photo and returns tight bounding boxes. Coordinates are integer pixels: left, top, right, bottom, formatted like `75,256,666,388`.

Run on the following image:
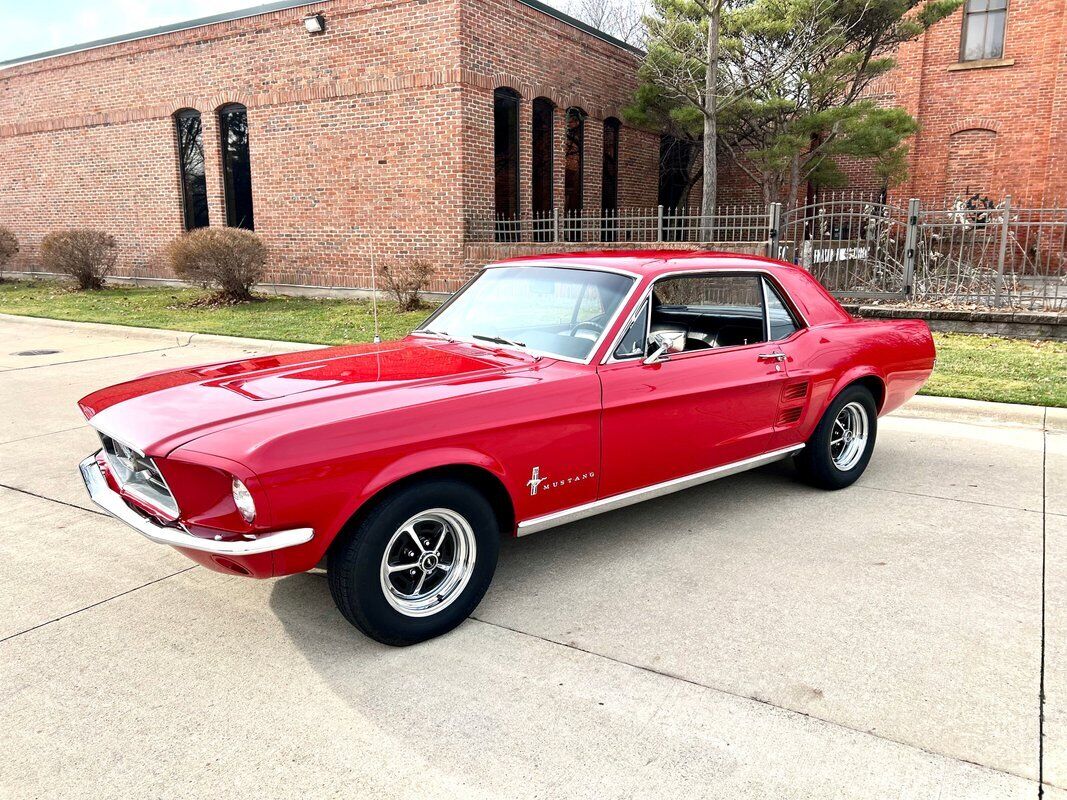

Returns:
716,0,1067,209
0,0,660,291
889,0,1067,205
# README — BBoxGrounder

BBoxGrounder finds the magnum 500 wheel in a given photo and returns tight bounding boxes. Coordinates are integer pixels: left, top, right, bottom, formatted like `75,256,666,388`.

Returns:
795,385,878,490
327,480,500,646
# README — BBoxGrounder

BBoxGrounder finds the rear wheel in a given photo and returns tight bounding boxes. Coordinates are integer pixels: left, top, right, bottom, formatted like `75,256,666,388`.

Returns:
327,480,500,645
795,385,877,490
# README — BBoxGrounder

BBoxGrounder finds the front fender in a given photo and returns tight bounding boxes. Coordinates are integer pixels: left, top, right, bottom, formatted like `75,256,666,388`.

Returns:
326,446,512,543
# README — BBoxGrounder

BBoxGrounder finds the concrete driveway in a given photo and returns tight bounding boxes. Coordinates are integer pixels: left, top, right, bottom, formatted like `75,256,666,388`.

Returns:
0,314,1062,799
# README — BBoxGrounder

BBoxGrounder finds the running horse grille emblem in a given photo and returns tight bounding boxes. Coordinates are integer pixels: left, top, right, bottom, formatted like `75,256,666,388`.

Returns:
527,467,546,496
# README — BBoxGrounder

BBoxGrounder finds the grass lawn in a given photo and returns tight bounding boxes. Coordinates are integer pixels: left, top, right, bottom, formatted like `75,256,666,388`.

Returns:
0,281,430,345
1,280,1064,407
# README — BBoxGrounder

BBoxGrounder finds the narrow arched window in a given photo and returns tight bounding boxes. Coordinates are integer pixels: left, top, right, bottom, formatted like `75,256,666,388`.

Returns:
601,118,621,242
564,108,585,241
218,104,254,230
174,109,209,230
531,97,555,242
494,88,521,241
601,118,620,211
564,108,585,213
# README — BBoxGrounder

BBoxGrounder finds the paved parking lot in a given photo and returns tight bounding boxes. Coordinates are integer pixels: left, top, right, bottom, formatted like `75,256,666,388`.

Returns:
0,314,1063,799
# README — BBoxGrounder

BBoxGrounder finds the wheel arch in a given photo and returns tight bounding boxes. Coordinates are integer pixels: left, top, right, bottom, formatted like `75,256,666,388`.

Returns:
330,458,517,556
826,367,886,416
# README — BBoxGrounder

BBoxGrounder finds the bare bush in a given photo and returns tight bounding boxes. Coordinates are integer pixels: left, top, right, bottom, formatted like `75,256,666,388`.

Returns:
380,259,434,311
40,230,116,290
0,226,18,280
164,228,266,302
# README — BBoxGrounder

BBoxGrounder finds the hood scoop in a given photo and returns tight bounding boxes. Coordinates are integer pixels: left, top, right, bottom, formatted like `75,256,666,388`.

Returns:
214,346,498,400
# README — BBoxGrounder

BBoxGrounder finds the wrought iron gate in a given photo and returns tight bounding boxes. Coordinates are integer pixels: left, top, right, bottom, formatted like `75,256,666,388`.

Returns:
772,197,918,301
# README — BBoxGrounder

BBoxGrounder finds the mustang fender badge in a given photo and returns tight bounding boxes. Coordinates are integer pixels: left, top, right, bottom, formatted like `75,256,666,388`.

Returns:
527,466,595,496
527,467,546,496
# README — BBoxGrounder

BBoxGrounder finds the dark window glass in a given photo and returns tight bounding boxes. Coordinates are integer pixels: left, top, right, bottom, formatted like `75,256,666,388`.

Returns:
650,274,768,350
960,0,1007,61
532,97,554,242
494,88,521,242
219,104,254,230
175,110,209,230
564,108,585,241
601,118,620,210
763,278,800,340
601,118,621,242
658,134,694,210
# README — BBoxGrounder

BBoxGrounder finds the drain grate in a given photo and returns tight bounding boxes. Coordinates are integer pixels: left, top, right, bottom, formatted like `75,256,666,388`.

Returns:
12,349,60,356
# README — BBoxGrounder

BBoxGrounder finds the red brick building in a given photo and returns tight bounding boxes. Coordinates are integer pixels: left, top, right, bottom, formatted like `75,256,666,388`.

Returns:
887,0,1067,206
0,0,660,291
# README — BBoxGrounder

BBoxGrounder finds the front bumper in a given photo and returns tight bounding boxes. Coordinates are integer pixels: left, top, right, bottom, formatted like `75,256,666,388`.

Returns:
79,453,313,556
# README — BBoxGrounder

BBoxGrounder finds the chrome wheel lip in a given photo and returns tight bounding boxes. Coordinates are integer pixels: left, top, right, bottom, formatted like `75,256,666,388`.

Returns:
829,401,869,472
379,508,477,618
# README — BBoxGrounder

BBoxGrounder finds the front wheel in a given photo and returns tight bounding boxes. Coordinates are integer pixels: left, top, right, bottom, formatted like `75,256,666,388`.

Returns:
327,480,500,645
795,385,878,490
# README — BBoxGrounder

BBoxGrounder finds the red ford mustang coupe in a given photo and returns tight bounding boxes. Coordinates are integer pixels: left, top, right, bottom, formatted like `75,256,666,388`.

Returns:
78,252,935,644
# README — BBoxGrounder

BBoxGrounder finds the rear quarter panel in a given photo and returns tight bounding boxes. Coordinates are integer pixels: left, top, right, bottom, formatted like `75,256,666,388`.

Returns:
773,317,935,449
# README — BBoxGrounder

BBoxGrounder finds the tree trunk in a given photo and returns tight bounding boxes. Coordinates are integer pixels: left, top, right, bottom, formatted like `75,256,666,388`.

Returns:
700,3,719,241
786,153,802,217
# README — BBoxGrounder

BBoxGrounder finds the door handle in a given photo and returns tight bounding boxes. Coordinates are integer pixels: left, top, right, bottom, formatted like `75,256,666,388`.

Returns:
757,352,787,362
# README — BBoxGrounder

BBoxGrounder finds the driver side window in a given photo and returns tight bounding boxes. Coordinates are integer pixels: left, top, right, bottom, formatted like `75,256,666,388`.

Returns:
613,272,797,360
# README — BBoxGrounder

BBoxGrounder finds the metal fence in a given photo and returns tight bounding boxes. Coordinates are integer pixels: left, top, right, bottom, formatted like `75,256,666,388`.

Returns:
469,205,771,246
470,193,1067,310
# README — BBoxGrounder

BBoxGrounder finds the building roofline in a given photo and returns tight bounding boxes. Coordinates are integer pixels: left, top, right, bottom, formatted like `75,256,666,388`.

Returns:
0,0,642,70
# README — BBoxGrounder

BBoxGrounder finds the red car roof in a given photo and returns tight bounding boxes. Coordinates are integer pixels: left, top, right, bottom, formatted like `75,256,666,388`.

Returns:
491,249,798,277
490,249,851,326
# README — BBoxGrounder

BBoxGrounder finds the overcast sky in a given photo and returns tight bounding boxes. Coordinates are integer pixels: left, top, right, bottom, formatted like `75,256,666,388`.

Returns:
0,0,583,62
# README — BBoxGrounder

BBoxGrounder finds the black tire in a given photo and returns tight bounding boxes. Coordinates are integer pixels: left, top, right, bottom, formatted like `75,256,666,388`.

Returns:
327,479,500,646
795,384,878,490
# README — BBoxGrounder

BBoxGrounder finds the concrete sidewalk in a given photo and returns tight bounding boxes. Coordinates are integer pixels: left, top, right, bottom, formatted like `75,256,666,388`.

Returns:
0,314,1062,799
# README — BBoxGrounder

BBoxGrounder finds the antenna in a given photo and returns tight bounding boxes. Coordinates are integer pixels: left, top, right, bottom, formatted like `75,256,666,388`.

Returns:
369,249,381,344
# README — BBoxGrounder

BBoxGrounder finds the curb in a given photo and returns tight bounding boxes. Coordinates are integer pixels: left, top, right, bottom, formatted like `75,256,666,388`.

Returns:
2,312,1061,431
892,394,1065,432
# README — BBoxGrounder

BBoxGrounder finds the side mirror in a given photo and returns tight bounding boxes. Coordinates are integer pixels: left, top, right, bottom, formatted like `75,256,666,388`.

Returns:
643,332,673,364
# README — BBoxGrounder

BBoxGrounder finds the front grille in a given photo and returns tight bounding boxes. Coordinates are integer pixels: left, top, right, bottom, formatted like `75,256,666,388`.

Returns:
99,433,179,518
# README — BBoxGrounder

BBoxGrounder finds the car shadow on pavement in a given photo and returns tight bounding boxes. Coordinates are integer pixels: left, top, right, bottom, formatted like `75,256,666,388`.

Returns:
266,459,806,652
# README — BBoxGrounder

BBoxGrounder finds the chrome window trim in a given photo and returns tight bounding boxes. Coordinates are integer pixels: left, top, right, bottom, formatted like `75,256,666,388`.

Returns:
414,263,642,366
600,267,810,365
517,444,805,536
761,275,802,343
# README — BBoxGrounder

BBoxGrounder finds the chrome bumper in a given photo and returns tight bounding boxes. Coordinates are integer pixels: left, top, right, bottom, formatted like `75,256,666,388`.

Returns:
79,454,313,556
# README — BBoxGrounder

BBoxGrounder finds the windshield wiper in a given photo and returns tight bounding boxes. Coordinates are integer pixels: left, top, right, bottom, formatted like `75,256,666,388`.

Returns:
413,329,453,340
472,333,527,349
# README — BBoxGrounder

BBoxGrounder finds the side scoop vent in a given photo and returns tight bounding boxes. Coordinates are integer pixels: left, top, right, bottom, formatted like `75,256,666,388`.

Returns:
782,381,810,401
777,406,804,426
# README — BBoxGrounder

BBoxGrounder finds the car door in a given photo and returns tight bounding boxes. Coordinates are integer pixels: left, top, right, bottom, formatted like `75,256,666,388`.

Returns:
596,272,790,499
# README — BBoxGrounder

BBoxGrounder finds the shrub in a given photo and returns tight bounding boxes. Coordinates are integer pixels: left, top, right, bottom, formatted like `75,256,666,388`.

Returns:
164,228,266,302
380,259,434,311
0,226,17,280
40,230,116,290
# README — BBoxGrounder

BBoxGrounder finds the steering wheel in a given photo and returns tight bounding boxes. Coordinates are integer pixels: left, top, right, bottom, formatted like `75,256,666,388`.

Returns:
569,320,604,340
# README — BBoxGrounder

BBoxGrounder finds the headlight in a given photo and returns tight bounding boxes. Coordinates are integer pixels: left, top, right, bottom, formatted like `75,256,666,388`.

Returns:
231,477,256,523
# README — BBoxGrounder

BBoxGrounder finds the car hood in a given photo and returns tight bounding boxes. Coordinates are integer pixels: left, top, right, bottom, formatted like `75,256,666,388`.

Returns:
78,338,536,455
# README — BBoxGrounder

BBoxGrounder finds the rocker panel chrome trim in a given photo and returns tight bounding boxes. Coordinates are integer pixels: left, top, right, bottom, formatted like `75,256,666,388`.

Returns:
516,444,804,536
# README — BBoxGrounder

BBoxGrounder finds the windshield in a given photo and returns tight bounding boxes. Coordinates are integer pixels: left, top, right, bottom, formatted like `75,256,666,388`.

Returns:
418,266,635,360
